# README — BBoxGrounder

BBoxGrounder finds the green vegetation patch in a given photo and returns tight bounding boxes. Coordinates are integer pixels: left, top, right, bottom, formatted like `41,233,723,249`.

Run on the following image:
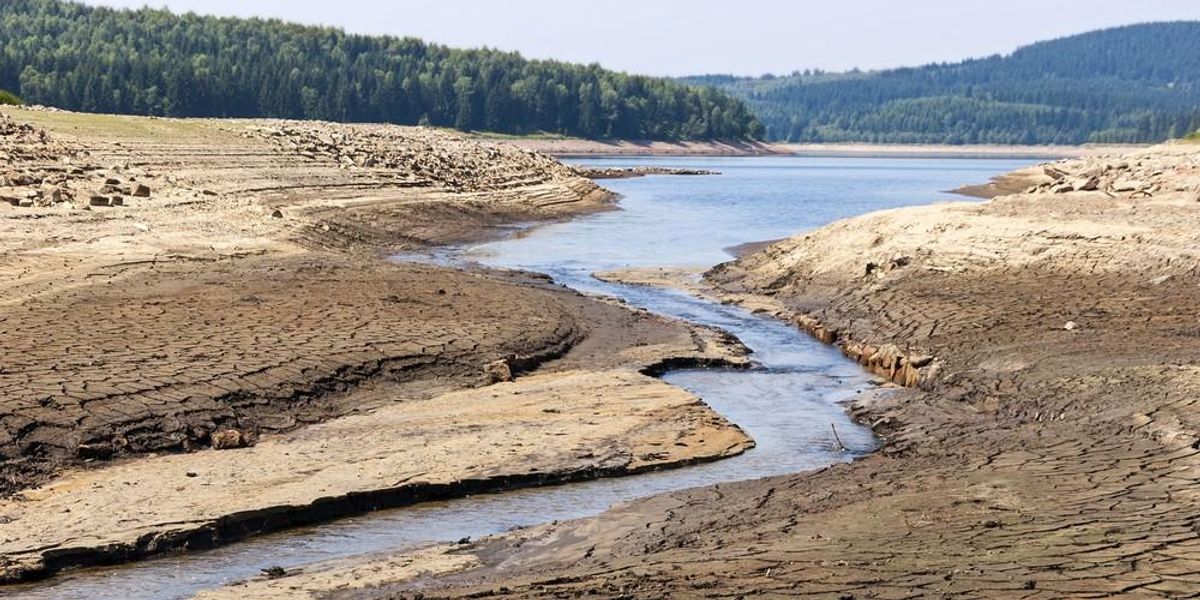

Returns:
684,22,1200,145
0,89,21,106
0,0,761,140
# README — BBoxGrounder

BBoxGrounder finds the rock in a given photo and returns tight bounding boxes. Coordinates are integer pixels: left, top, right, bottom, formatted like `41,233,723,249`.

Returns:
1111,178,1148,193
1069,176,1099,191
11,173,40,186
211,429,247,450
1064,321,1078,331
109,196,124,207
44,186,68,204
1043,165,1067,180
75,442,115,460
262,566,287,579
907,355,935,368
132,183,151,197
89,195,110,207
484,359,513,383
270,209,284,219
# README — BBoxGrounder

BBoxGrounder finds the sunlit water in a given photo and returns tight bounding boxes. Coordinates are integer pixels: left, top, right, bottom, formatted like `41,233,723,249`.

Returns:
10,155,1035,599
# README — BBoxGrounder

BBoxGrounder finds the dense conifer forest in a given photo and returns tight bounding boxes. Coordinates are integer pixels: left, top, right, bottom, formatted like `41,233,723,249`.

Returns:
0,0,763,140
683,23,1200,144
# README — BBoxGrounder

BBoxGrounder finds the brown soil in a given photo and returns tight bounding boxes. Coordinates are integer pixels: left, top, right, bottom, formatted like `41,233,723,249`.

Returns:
262,143,1200,600
0,108,755,582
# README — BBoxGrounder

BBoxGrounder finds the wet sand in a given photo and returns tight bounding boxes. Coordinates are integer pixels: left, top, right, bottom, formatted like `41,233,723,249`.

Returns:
0,108,753,582
242,142,1200,599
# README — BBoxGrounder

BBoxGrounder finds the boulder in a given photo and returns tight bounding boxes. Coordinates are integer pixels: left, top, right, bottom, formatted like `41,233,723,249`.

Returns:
211,429,247,450
484,359,513,384
1069,176,1099,192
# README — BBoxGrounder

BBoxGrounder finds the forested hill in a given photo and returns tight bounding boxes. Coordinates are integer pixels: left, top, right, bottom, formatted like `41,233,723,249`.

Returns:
0,0,763,140
683,23,1200,144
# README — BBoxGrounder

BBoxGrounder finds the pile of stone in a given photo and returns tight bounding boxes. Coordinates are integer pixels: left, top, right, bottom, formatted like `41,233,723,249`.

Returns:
0,113,71,163
574,166,719,179
0,114,154,209
1026,147,1200,199
243,121,580,192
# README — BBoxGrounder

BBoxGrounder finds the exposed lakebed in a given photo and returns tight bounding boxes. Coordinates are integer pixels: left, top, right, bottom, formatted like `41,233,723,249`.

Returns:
10,155,1035,600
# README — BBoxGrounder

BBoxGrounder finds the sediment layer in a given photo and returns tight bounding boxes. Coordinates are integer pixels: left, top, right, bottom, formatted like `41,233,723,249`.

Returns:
1,370,751,583
273,142,1200,599
0,108,754,582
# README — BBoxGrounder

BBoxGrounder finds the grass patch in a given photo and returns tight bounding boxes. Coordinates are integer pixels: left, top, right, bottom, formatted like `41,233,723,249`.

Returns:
1184,130,1200,143
0,90,22,106
11,109,228,141
469,131,576,141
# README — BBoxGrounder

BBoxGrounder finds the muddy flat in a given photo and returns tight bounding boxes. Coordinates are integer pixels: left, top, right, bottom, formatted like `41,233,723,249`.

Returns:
231,143,1200,599
0,108,754,582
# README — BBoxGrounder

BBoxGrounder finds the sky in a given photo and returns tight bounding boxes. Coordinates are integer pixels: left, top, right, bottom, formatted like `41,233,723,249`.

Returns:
81,0,1200,77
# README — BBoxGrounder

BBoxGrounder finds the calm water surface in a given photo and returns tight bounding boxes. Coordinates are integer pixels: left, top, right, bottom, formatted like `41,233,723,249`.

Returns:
11,155,1035,600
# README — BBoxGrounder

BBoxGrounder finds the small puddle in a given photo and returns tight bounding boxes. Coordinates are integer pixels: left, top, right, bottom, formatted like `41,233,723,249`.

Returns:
9,156,1033,599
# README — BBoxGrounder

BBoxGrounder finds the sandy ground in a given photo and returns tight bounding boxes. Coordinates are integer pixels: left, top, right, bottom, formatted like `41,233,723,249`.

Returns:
238,142,1200,599
0,108,754,582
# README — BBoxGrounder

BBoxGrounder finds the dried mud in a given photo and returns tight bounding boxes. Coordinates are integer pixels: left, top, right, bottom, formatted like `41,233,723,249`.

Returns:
0,108,753,582
282,143,1200,600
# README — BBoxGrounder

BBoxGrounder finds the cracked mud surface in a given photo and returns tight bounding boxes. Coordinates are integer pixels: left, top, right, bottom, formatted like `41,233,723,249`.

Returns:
266,144,1200,599
0,108,753,582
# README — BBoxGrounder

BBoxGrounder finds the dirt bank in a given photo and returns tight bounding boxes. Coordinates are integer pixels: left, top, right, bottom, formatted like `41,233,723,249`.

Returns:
0,108,754,581
252,142,1200,599
489,137,784,156
572,166,719,179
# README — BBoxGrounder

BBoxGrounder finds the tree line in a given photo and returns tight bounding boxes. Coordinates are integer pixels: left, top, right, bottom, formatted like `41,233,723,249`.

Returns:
683,22,1200,144
0,0,763,140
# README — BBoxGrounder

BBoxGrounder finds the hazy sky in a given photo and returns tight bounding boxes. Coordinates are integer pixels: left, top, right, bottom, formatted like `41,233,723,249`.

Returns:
81,0,1200,76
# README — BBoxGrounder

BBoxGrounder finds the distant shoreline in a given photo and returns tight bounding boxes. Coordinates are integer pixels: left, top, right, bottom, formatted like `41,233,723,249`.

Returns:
780,142,1144,159
492,137,1147,159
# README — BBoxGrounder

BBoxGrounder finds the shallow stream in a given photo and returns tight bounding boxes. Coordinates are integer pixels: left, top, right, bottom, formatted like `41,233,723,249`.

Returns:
11,155,1035,599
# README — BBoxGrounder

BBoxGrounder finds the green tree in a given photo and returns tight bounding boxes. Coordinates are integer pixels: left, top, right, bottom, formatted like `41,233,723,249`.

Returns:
0,0,762,140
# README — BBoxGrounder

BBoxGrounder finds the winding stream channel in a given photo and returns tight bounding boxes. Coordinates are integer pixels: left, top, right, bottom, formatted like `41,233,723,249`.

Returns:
11,155,1037,599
